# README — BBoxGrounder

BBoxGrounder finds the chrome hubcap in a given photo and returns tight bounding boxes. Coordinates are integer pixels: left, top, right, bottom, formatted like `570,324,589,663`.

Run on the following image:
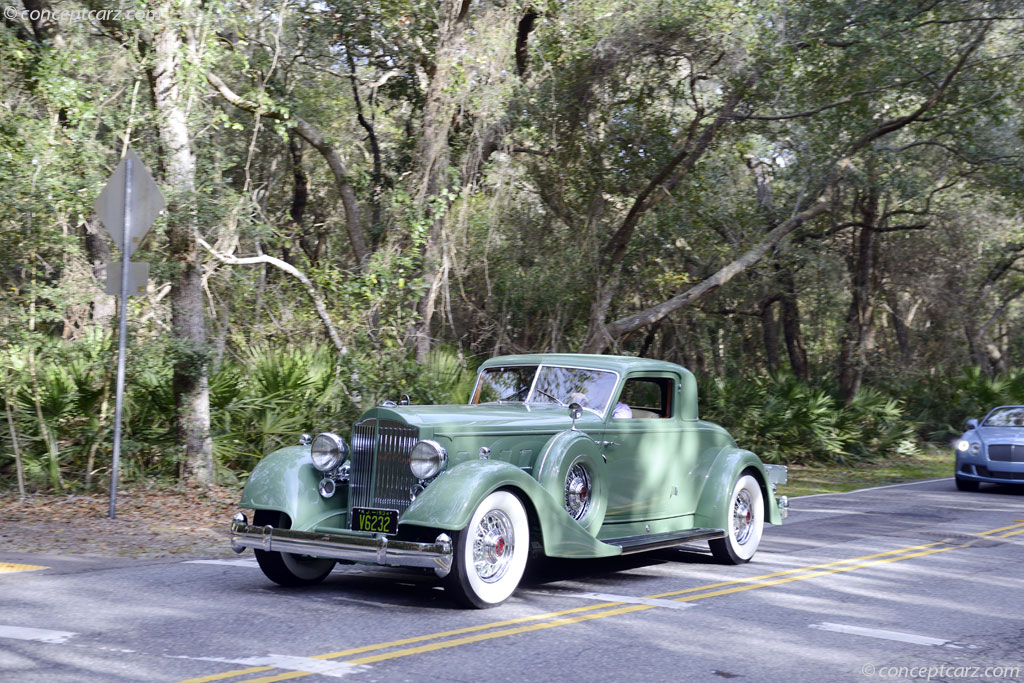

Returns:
472,509,514,583
565,462,592,521
732,489,754,545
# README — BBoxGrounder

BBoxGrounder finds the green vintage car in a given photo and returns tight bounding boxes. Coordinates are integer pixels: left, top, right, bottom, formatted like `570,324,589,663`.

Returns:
230,353,788,608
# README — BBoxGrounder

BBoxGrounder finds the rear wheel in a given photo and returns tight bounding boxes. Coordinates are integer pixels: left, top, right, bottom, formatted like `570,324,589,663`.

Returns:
955,476,980,492
709,473,764,564
444,490,529,608
253,511,335,587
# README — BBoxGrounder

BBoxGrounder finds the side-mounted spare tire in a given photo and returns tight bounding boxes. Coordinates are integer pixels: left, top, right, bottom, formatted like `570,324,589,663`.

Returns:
535,430,608,534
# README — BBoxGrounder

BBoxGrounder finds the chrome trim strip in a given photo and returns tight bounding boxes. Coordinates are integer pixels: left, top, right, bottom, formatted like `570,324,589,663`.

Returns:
230,518,453,577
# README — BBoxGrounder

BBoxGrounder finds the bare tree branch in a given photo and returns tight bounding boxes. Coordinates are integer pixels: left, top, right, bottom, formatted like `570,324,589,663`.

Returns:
587,193,835,352
196,235,346,355
206,71,369,265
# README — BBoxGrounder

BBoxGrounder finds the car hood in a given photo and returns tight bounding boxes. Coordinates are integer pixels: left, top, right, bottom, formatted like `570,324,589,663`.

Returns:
358,403,598,435
974,427,1024,443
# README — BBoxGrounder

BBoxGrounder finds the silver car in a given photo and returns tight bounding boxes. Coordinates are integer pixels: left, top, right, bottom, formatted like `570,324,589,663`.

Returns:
955,405,1024,491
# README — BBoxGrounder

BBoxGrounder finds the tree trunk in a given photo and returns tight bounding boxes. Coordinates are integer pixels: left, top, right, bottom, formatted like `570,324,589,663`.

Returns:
153,8,213,485
411,0,473,361
838,187,880,402
883,286,913,368
83,215,116,326
779,273,809,382
760,295,781,374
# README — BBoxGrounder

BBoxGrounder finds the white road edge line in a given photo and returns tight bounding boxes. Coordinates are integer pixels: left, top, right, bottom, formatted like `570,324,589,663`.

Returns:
810,622,973,648
524,590,694,610
0,624,78,644
167,653,368,678
184,558,260,568
794,478,952,499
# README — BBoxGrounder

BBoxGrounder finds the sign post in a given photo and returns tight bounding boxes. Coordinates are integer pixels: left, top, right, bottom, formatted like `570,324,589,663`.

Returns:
93,147,165,518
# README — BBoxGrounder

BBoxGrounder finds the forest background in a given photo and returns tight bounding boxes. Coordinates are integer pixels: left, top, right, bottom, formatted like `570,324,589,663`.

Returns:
2,0,1023,495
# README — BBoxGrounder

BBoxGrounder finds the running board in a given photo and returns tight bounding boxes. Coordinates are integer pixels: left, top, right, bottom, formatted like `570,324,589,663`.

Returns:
604,528,725,555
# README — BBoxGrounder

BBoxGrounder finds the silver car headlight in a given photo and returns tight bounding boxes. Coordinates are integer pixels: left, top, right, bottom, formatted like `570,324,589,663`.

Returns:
311,432,348,472
410,440,447,480
956,440,981,456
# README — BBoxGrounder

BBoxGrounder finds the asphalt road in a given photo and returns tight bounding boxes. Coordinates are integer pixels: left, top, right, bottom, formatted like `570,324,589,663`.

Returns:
2,478,1023,683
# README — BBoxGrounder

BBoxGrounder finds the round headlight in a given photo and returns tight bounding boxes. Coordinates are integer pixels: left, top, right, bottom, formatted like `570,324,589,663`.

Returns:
956,440,970,452
970,442,981,456
410,440,447,480
311,432,348,472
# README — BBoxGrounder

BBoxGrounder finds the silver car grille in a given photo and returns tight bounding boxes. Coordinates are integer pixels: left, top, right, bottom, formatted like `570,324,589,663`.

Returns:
987,444,1024,462
350,418,420,516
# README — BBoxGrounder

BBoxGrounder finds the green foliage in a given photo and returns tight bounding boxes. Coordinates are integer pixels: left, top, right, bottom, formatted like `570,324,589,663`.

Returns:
0,338,478,490
701,374,920,465
3,0,1024,491
898,368,1024,442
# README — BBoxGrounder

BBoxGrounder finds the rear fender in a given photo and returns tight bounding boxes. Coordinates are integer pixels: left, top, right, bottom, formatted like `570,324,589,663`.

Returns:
692,447,782,529
400,459,620,558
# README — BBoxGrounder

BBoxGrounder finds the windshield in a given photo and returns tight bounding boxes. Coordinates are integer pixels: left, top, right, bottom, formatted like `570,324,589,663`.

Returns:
982,407,1024,427
472,366,538,404
471,364,619,416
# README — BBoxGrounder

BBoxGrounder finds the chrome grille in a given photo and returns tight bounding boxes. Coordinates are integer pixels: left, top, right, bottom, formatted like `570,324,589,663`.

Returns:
349,417,420,517
350,419,378,510
988,444,1024,462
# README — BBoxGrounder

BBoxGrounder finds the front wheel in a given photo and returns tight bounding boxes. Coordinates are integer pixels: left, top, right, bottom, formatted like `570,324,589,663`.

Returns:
955,476,980,492
709,473,764,564
253,511,336,587
444,490,529,608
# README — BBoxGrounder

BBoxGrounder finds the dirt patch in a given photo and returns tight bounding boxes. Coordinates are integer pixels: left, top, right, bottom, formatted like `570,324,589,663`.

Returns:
0,485,246,559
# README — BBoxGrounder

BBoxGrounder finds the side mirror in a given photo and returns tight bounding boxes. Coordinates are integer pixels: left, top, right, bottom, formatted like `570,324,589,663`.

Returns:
965,418,979,430
568,403,583,430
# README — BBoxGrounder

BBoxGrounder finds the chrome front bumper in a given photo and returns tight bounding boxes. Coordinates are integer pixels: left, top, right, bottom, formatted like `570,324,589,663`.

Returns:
230,513,453,577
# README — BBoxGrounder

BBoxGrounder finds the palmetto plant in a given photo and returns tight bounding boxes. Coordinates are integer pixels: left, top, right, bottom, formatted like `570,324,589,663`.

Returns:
701,373,919,465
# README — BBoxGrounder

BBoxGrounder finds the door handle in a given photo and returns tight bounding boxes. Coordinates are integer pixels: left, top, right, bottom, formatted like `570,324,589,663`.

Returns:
600,441,619,447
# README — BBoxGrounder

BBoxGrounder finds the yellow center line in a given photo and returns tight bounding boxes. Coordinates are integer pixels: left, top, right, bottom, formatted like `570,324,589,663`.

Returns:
647,541,947,600
0,562,48,574
176,602,624,683
180,520,1024,683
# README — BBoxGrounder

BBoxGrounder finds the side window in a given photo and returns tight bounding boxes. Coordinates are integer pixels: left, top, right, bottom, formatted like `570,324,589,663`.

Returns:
614,377,673,419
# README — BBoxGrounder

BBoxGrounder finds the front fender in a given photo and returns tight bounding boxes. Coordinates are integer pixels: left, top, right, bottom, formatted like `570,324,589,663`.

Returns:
239,446,346,530
692,447,782,529
400,459,620,558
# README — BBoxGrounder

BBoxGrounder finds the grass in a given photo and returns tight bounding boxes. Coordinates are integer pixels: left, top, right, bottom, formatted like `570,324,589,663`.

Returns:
783,445,952,498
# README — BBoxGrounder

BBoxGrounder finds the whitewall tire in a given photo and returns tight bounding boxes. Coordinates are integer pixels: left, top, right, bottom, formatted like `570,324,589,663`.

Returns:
709,473,764,564
444,490,529,608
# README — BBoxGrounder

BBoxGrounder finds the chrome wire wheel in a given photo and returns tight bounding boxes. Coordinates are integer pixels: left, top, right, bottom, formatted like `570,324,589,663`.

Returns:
709,473,764,565
564,462,592,521
472,509,515,583
731,488,755,545
445,490,530,608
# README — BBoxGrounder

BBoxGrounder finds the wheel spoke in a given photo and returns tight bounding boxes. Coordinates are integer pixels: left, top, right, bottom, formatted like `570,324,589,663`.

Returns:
472,510,514,583
565,462,592,521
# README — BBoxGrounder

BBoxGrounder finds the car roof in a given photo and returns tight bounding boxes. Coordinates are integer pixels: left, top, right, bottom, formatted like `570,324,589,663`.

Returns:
478,353,690,377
